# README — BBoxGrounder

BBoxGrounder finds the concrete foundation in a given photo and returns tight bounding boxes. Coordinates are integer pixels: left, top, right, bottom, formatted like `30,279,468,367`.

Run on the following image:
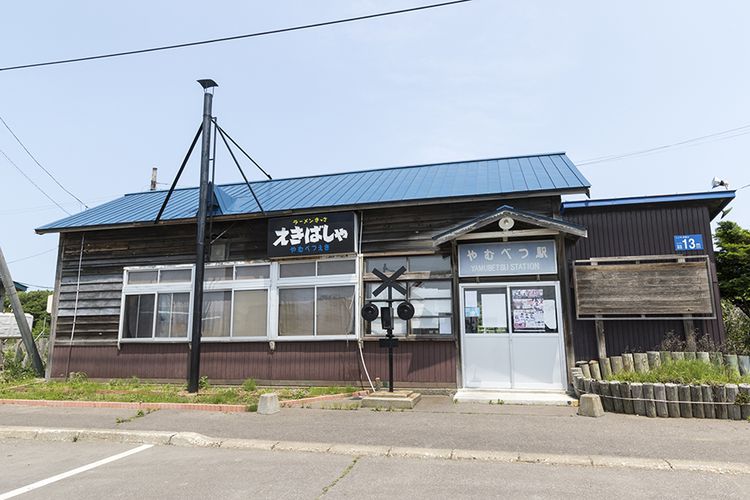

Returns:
361,390,422,409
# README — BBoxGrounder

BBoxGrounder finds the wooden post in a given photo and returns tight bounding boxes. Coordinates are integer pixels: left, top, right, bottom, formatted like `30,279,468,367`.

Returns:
609,381,624,413
678,384,692,418
599,381,613,412
633,353,649,373
683,317,696,352
665,383,680,417
631,383,646,416
643,383,657,418
556,234,577,388
724,354,740,376
690,385,704,418
739,356,750,376
713,385,727,419
620,382,634,414
739,384,750,420
653,383,668,417
646,351,661,370
594,318,606,359
701,384,715,419
589,360,602,380
610,356,624,375
725,384,741,420
622,353,634,372
0,247,44,376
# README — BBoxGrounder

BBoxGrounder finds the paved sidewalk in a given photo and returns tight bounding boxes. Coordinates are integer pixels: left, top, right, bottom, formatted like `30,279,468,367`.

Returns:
1,395,748,465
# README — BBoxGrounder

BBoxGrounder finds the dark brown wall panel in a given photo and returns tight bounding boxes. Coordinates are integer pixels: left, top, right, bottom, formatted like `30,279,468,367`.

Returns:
50,341,457,386
564,204,724,360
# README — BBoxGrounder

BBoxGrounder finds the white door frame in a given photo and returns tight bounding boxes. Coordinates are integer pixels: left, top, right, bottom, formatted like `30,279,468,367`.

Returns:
459,281,568,390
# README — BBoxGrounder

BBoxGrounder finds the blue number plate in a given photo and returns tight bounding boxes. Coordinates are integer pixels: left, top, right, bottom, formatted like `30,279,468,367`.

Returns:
674,234,704,251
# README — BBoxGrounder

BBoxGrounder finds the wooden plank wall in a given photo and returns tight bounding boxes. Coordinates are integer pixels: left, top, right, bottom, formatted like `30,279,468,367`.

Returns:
56,220,266,342
50,197,546,382
55,197,556,343
564,204,724,360
360,197,556,253
50,341,457,386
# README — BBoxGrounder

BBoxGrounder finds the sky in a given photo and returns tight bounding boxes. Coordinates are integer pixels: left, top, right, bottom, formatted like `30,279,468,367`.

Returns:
1,1,749,289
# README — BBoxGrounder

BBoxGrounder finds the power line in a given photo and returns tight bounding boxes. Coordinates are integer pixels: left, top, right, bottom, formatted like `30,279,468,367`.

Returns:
0,148,71,215
578,123,750,166
7,247,57,264
0,1,471,72
0,115,88,208
13,281,53,290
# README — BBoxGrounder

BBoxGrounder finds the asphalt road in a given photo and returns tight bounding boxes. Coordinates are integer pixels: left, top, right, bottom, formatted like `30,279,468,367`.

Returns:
2,439,749,500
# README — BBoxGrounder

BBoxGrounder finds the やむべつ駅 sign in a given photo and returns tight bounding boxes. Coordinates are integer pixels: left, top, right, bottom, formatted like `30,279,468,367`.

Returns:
268,212,356,257
458,240,557,277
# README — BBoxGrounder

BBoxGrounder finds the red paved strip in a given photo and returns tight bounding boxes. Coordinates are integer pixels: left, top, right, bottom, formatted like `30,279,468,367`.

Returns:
0,391,366,413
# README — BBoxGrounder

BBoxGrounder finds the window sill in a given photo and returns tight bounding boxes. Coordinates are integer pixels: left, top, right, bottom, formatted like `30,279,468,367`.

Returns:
362,336,455,342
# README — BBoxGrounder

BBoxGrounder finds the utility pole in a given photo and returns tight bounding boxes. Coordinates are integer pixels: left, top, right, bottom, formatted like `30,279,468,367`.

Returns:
187,79,218,393
0,246,44,376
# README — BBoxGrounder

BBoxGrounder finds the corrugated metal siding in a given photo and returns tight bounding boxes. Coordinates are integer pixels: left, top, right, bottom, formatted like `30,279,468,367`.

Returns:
50,341,456,386
38,153,589,232
564,205,724,360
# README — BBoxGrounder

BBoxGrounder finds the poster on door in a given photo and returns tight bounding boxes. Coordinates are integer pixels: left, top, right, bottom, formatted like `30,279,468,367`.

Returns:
511,288,545,331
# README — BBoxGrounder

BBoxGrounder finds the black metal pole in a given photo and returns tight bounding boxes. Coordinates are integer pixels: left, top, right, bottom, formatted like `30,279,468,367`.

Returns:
387,286,394,392
187,83,216,393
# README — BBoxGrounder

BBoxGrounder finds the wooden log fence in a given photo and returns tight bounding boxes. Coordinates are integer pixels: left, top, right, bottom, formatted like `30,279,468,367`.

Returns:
572,350,750,420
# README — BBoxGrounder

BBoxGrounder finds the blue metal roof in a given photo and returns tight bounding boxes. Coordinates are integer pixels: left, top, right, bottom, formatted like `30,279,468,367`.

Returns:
561,191,735,218
37,153,590,233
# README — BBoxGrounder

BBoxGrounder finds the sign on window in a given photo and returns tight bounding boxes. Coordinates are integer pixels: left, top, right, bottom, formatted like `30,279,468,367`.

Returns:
268,212,355,258
458,240,557,277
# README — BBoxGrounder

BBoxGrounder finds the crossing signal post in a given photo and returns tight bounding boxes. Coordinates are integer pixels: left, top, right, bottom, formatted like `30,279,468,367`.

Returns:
360,265,414,392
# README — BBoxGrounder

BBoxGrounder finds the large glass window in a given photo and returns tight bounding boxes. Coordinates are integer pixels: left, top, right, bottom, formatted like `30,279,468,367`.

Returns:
202,291,232,337
123,294,155,338
155,293,190,338
317,286,355,335
279,285,355,337
233,290,268,337
364,254,453,337
279,288,315,336
124,293,190,339
121,258,357,342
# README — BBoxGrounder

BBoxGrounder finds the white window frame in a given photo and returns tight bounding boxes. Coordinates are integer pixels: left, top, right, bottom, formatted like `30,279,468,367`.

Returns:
118,264,195,344
117,258,359,343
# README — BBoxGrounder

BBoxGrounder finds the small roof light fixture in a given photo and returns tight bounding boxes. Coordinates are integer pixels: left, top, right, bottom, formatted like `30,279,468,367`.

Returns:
711,177,730,190
720,207,733,219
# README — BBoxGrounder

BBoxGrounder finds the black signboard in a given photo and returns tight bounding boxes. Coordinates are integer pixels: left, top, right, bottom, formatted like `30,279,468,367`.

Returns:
267,212,356,258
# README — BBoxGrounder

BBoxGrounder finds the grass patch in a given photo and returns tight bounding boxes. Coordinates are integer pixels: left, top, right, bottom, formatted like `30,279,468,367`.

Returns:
0,377,359,410
606,359,750,385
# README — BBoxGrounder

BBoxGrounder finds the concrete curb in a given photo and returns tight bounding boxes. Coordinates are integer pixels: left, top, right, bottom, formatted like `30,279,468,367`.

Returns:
1,425,749,475
0,398,248,413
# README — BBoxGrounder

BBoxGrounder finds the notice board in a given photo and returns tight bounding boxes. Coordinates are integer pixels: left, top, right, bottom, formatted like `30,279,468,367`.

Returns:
573,256,714,319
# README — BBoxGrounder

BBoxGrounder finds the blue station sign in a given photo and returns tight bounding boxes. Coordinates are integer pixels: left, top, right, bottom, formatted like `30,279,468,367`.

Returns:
458,240,557,277
674,234,704,251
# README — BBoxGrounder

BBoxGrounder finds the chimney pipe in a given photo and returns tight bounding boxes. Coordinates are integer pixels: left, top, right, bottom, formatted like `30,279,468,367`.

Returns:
150,167,158,191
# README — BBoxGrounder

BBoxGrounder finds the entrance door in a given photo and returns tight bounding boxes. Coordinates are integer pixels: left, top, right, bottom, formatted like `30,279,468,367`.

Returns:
460,282,566,390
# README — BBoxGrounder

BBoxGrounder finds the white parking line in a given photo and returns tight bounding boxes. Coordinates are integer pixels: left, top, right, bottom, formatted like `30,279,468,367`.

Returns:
0,443,153,499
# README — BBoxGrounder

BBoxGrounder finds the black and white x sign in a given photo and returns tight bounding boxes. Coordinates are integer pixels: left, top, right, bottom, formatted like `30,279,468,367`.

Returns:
371,266,407,297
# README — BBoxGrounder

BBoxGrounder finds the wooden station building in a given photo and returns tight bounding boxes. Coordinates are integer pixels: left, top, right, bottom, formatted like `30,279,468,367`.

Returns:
36,153,735,391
